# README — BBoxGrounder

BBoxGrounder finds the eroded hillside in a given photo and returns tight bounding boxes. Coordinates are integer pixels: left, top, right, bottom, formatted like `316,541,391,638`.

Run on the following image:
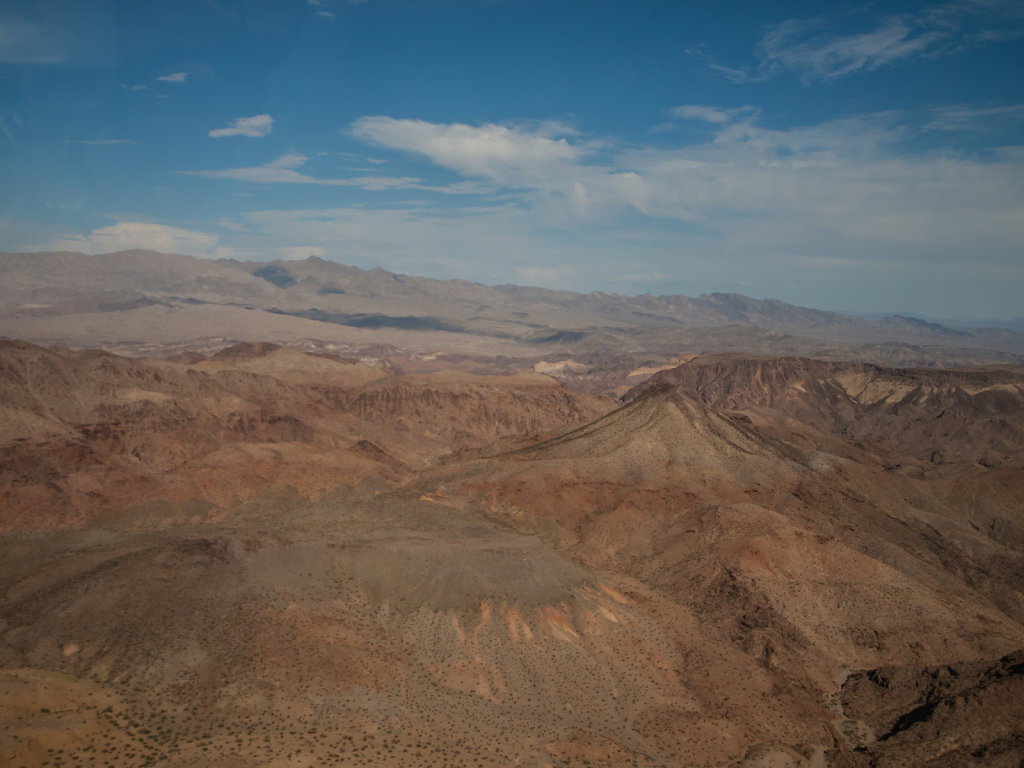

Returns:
1,342,1022,767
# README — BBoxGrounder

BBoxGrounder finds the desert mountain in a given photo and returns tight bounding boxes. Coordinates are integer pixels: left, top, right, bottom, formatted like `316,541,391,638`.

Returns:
1,341,1022,767
0,340,611,528
624,355,1024,467
3,251,1023,377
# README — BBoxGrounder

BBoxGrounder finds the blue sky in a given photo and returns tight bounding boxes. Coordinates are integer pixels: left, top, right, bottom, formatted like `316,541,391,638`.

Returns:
2,0,1023,320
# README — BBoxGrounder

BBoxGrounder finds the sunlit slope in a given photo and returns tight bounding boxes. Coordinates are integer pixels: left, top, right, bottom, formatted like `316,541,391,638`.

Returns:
435,386,1024,692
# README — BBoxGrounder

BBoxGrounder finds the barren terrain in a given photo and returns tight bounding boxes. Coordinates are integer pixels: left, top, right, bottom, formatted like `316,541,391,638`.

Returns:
1,252,1023,767
4,251,1024,380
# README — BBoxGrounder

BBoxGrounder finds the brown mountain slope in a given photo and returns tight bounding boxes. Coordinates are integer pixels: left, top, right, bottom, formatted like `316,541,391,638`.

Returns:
2,343,1023,767
623,355,1024,468
828,651,1024,767
0,340,612,528
621,355,1024,582
421,385,1024,715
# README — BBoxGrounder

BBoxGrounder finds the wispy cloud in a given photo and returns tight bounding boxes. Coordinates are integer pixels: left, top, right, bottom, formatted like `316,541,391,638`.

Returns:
229,204,592,288
182,152,426,189
754,2,1024,83
757,16,944,82
682,44,761,84
925,103,1024,132
209,114,274,138
339,111,1024,279
0,7,116,66
0,17,65,64
670,105,757,124
620,272,672,283
121,83,147,91
156,72,188,83
707,63,754,84
64,139,138,145
37,222,219,256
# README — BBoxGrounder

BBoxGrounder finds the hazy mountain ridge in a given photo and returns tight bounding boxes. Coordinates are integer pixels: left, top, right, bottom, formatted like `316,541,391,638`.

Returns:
3,251,1023,369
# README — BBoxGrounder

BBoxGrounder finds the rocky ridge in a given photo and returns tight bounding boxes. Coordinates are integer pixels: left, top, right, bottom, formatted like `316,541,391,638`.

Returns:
0,341,1022,767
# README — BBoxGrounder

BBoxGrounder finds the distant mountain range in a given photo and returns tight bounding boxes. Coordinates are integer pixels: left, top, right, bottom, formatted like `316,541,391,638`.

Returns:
2,250,1023,370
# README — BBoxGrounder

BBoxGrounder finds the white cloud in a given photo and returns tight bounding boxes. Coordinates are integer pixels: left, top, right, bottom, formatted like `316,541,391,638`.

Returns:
671,105,757,124
36,222,218,256
121,83,147,91
619,116,1024,266
31,102,1022,318
341,111,1024,281
209,114,274,138
156,72,188,83
77,100,1022,315
351,117,586,186
671,105,733,124
279,246,327,260
268,152,307,169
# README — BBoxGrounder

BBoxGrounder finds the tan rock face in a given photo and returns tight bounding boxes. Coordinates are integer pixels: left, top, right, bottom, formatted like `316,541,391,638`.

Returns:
625,354,1024,468
1,341,1022,767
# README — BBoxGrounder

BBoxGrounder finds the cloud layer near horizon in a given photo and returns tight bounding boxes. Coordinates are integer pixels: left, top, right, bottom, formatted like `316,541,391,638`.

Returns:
34,105,1024,318
4,0,1024,319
